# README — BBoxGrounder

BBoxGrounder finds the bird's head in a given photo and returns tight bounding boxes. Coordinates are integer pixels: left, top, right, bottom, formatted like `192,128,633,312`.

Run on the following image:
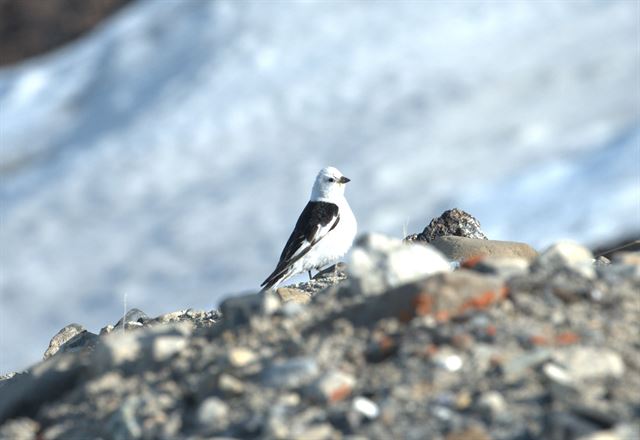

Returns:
310,166,351,201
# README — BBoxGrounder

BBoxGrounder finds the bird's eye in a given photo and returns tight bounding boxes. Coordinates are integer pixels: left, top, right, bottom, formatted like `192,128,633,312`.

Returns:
328,178,335,182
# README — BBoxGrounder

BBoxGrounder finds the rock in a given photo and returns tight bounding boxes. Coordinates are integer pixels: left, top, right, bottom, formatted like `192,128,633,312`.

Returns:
323,269,506,329
352,396,380,419
277,287,311,304
501,349,552,383
349,233,450,296
1,236,638,440
472,256,530,278
219,290,280,327
611,251,640,266
218,373,245,395
197,397,229,433
543,362,574,386
293,423,336,440
552,347,625,382
152,336,187,362
114,308,149,329
0,417,39,440
433,350,464,372
446,425,492,440
594,256,611,266
228,347,258,368
578,424,640,440
107,395,143,440
476,391,507,422
53,330,99,359
0,351,90,423
107,391,181,440
43,323,85,359
405,208,488,243
100,324,115,336
431,236,538,262
96,331,142,366
536,241,595,279
307,370,356,403
262,357,320,389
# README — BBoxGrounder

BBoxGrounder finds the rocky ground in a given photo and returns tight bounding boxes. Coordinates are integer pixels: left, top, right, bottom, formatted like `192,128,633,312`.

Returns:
1,211,638,440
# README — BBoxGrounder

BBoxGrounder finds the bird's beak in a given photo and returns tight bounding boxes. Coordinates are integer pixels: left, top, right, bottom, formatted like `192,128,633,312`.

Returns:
339,176,350,184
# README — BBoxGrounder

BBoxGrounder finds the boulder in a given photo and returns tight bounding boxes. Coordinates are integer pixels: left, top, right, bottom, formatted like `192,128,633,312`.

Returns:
431,236,538,262
349,233,451,296
405,208,487,243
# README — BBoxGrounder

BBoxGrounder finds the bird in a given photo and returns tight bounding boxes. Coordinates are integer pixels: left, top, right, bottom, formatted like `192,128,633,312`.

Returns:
261,166,357,291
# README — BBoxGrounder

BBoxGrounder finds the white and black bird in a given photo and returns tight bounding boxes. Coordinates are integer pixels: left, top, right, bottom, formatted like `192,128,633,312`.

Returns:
261,166,357,291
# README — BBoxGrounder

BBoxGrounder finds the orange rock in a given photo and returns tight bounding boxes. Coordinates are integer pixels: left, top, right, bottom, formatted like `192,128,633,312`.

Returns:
529,335,548,346
329,383,352,402
413,292,434,316
555,331,580,345
461,255,485,269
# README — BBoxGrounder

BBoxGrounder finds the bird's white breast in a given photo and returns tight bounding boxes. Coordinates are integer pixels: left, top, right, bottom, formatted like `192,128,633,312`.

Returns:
300,197,357,270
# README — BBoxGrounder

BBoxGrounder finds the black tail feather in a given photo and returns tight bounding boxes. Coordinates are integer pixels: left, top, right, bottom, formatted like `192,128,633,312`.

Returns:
260,264,292,291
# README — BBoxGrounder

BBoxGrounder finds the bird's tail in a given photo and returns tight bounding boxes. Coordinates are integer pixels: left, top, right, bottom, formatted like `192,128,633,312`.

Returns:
260,264,294,291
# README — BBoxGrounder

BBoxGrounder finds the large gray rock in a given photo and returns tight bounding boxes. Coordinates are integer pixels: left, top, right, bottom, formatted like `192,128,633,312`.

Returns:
405,208,487,243
43,323,85,360
349,233,451,296
552,347,625,382
536,241,595,278
431,236,538,262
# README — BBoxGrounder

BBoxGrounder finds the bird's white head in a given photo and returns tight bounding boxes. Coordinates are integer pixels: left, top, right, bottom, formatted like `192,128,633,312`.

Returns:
310,166,351,201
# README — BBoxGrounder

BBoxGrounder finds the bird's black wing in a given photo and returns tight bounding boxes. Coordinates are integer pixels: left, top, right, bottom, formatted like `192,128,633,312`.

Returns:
261,201,340,289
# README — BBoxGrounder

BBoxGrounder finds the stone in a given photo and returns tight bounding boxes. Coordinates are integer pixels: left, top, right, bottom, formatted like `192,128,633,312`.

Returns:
262,357,320,388
107,395,143,440
197,397,229,432
293,423,336,440
349,233,450,296
543,362,574,385
476,391,507,422
56,331,99,359
114,308,149,329
96,331,142,366
446,425,492,440
536,241,595,279
100,324,115,336
43,323,85,359
307,370,356,403
218,373,245,395
228,347,258,368
431,236,538,262
219,290,280,327
405,208,488,243
472,256,530,278
501,349,552,383
0,417,39,440
552,347,625,382
352,396,380,419
324,269,506,328
152,336,187,362
434,351,464,372
277,287,311,304
611,251,640,266
578,424,640,440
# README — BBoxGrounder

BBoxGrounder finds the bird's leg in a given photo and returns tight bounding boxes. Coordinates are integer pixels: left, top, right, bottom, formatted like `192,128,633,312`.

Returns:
308,270,313,280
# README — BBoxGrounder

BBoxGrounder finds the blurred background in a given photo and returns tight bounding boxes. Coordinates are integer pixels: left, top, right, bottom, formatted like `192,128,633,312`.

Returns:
0,0,638,374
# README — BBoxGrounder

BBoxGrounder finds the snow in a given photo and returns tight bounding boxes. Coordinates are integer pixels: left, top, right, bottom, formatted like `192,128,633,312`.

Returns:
0,0,638,374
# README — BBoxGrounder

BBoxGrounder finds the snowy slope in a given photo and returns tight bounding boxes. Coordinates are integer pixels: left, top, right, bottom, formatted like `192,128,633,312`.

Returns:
1,0,638,374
